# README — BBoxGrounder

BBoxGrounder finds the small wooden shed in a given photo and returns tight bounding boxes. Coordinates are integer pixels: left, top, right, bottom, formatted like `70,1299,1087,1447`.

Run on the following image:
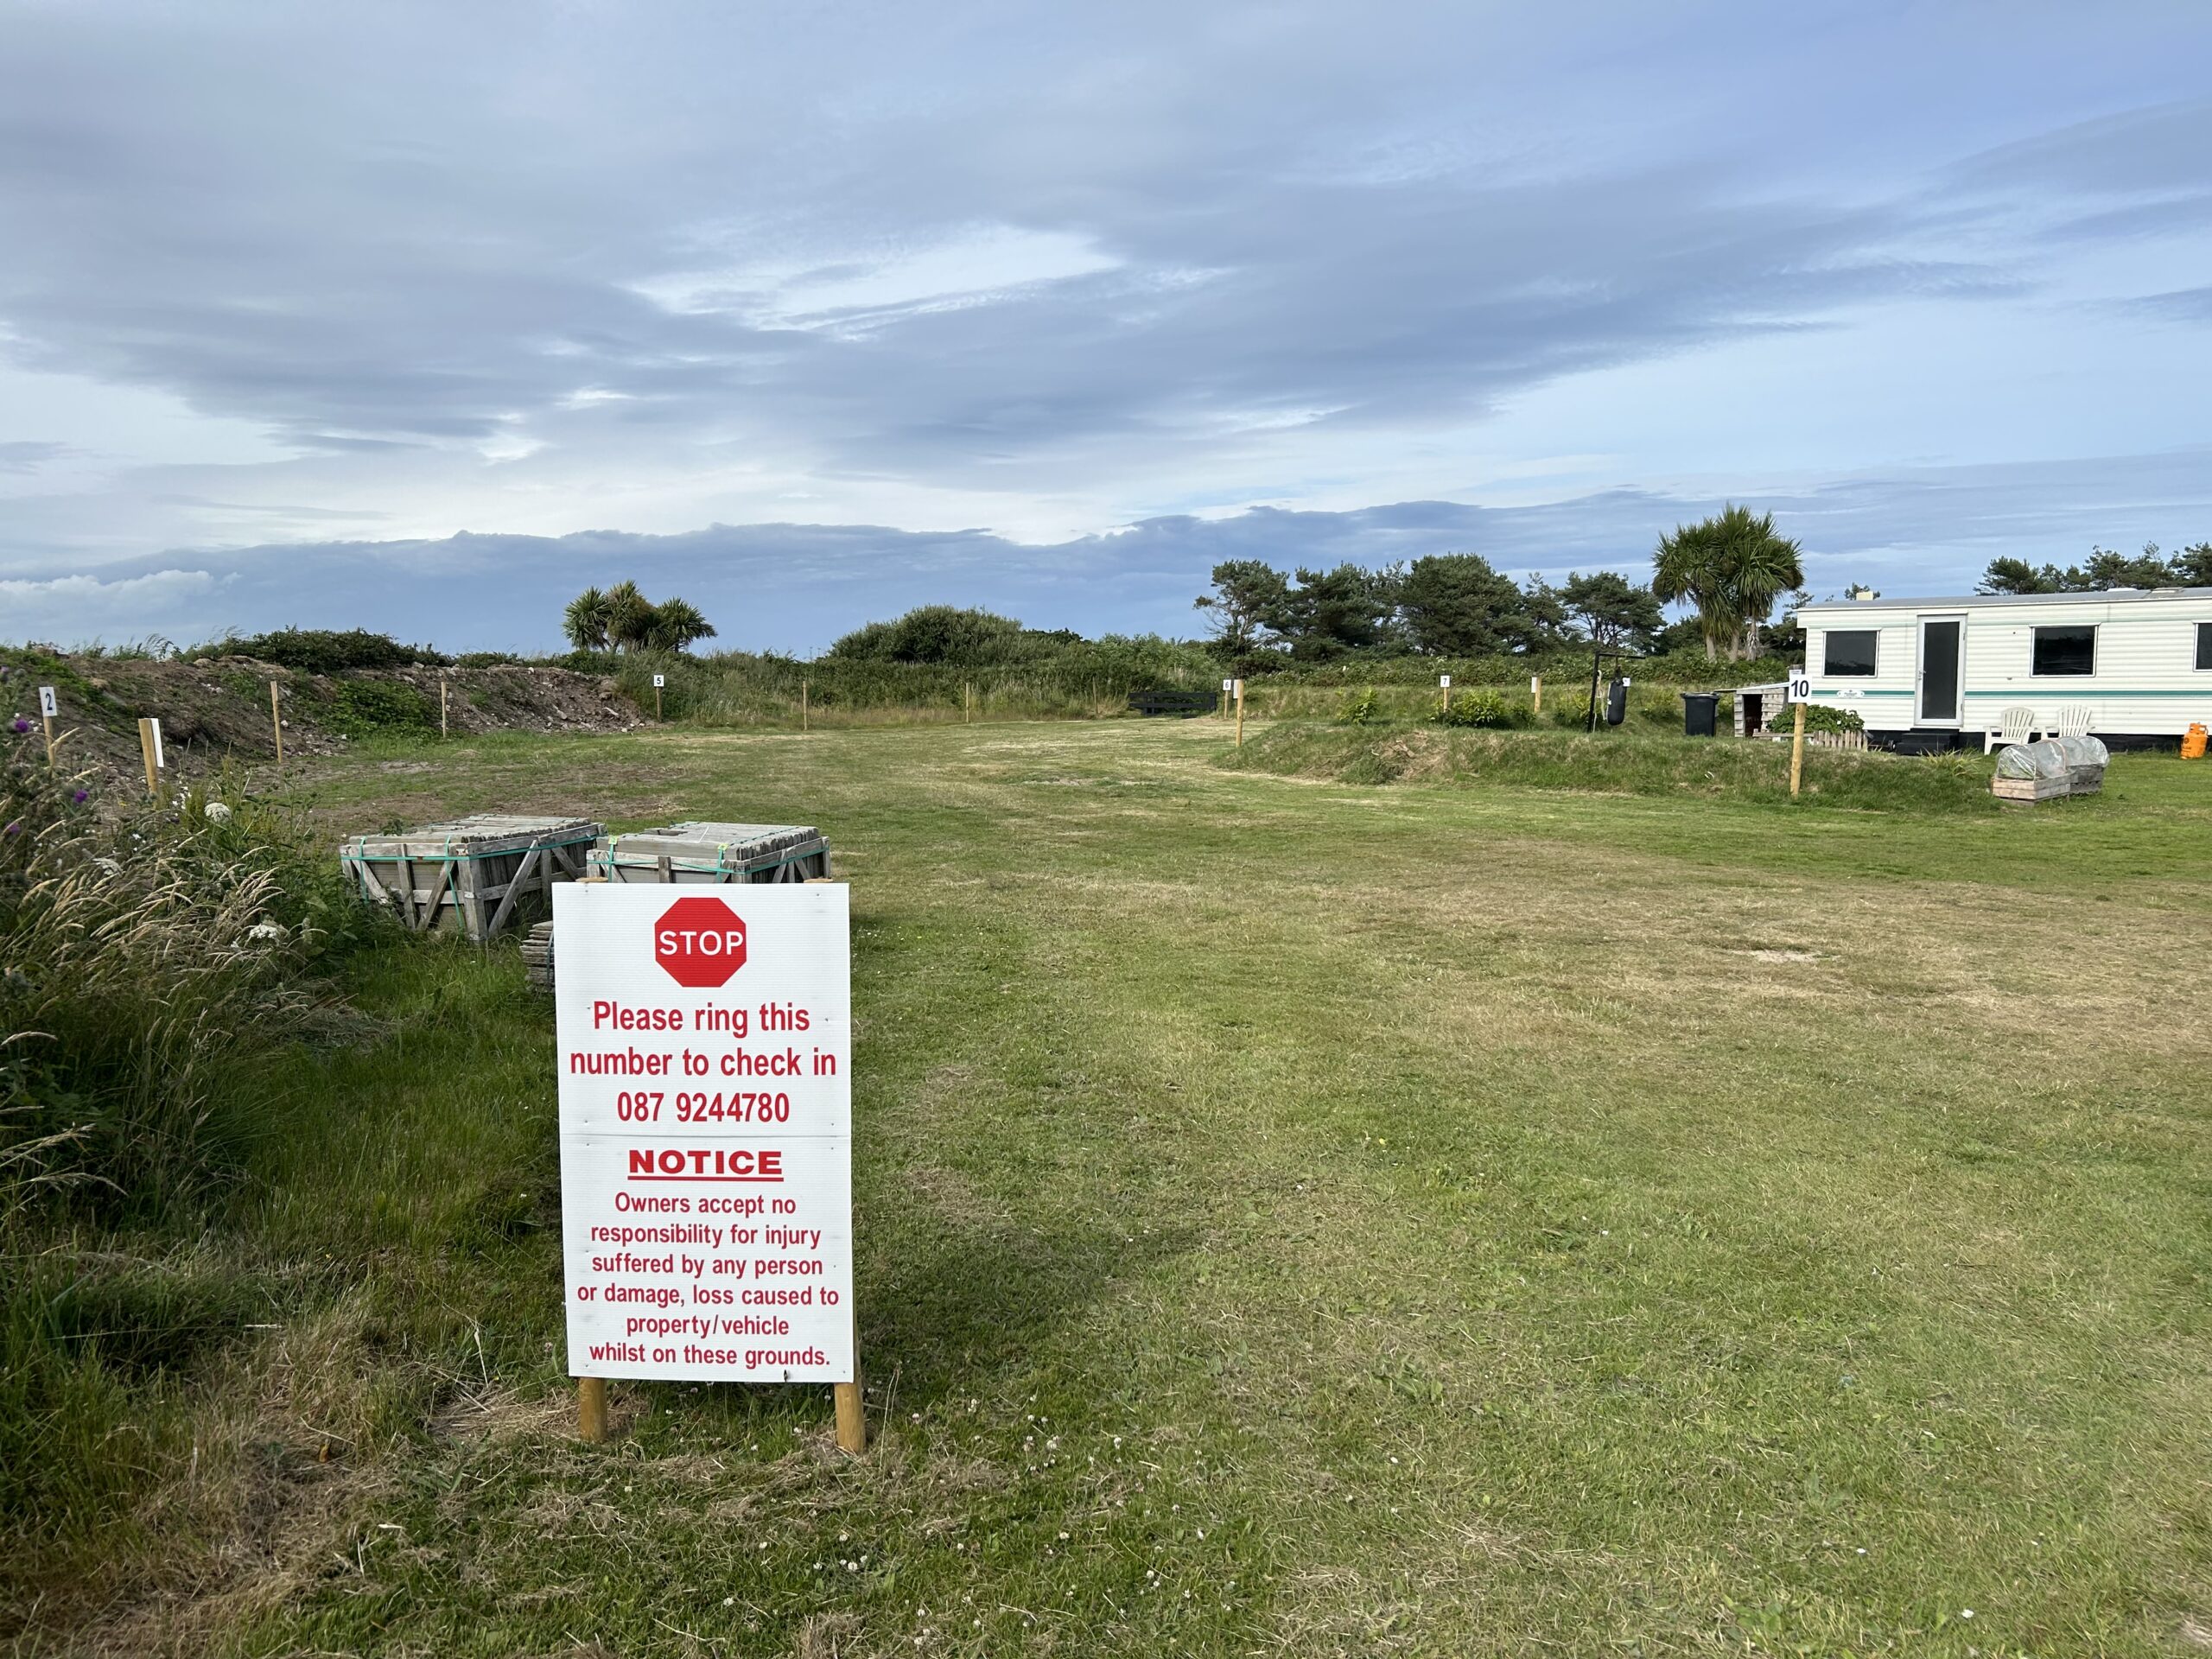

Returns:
1733,682,1788,737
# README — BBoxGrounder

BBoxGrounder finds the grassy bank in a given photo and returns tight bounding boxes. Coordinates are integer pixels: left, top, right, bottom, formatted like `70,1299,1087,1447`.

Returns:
6,721,2210,1656
592,643,1790,730
1217,719,2003,812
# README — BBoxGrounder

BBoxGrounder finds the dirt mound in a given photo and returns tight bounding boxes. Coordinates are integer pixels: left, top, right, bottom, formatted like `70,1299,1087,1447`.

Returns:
3,649,644,794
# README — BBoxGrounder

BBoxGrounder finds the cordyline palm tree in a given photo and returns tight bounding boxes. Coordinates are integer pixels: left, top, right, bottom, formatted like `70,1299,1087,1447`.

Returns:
1652,505,1804,661
563,582,718,653
563,586,613,652
603,581,656,651
642,597,716,652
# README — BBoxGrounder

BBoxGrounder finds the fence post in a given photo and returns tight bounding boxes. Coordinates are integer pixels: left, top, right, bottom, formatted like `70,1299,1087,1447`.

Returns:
270,681,284,765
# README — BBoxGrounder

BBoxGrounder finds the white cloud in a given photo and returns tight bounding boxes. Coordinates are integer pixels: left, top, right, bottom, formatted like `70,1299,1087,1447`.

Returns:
632,225,1123,334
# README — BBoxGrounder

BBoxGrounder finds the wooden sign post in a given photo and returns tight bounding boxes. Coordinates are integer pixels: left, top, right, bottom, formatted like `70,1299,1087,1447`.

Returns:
553,882,861,1454
440,675,450,739
963,682,973,723
1440,673,1452,715
1786,665,1811,798
1220,677,1232,719
1530,674,1541,715
801,679,810,732
137,717,164,799
269,681,284,765
38,684,58,765
1234,678,1246,748
652,672,665,721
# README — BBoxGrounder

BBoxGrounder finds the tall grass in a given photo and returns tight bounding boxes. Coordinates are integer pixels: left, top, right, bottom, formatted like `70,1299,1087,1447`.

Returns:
0,741,364,1597
1220,720,2002,811
598,645,1790,729
603,637,1221,727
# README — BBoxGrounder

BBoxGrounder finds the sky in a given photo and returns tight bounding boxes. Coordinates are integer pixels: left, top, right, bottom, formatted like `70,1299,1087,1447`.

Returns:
3,0,2209,654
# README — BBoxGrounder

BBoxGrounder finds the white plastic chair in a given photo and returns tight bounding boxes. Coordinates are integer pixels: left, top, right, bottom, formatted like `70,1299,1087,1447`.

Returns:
1985,704,2039,753
2052,703,2093,737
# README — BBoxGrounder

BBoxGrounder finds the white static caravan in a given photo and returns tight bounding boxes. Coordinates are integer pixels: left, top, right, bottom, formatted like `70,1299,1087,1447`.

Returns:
1795,587,2212,751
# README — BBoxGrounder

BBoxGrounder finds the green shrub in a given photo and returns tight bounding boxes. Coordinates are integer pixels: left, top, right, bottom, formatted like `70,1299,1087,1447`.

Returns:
829,606,1029,666
324,678,437,738
1434,690,1524,728
1338,688,1383,726
202,628,449,673
1769,702,1865,735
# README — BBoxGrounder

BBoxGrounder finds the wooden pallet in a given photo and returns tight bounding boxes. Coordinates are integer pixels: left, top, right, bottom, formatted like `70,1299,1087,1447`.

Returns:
1991,773,2070,804
520,919,556,994
588,822,830,885
340,814,602,939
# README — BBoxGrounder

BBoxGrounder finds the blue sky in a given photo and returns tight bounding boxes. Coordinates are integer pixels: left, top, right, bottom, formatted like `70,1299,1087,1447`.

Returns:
3,1,2209,652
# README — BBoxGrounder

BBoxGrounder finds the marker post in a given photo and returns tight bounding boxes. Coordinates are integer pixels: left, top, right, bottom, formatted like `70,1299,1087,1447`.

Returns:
1531,674,1541,716
38,684,58,765
1786,665,1811,798
440,675,450,739
801,679,810,732
137,717,164,800
269,681,284,765
1234,678,1246,748
652,672,665,721
1220,677,1232,720
1440,673,1452,716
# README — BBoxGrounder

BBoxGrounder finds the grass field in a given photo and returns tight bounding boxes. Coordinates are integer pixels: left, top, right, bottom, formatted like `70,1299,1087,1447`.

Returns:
18,719,2212,1656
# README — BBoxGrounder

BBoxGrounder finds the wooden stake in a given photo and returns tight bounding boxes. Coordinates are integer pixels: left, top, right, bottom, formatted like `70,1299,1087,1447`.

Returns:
1441,678,1451,716
1789,700,1807,798
578,1376,608,1443
1531,675,1541,715
654,682,664,721
137,717,162,799
269,681,283,765
963,682,972,723
801,678,810,732
41,715,57,766
1234,678,1245,748
440,675,449,738
834,1311,867,1454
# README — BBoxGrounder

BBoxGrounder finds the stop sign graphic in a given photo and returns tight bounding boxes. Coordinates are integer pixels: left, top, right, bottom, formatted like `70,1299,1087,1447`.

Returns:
653,894,748,987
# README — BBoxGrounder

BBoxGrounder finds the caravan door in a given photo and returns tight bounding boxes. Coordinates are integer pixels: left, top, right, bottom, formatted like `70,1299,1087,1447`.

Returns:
1916,615,1964,728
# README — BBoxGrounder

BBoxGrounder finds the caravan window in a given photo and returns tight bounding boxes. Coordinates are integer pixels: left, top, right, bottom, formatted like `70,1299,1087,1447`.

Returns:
2031,626,2096,677
1822,629,1878,676
2198,622,2211,671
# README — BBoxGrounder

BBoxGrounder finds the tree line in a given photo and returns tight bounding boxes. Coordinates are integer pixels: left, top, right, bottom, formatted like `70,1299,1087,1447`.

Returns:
1197,505,1807,664
1979,541,2212,595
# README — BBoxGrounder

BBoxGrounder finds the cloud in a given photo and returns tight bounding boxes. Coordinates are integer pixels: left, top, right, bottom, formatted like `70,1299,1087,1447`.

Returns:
2126,285,2212,322
0,440,70,473
18,445,2205,654
0,3,2206,601
0,566,224,644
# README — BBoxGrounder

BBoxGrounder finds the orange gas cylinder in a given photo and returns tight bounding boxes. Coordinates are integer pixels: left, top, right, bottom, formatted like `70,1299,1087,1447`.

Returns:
2184,723,2209,760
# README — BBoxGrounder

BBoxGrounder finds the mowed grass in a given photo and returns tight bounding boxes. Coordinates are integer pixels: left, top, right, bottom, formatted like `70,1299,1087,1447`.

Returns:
54,719,2212,1656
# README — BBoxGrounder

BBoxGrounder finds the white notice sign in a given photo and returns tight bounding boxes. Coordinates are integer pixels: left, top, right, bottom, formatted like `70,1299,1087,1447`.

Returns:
38,684,58,718
1786,666,1811,703
1439,675,1451,689
652,673,666,688
554,881,853,1383
1221,677,1232,691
